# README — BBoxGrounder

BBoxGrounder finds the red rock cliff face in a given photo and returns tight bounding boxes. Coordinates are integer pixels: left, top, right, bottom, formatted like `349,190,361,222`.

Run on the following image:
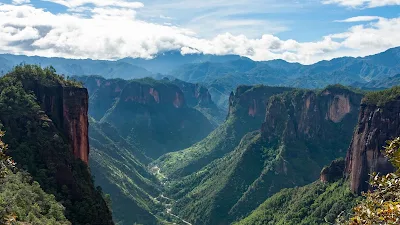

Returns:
345,99,400,194
122,81,186,108
62,87,89,164
228,85,293,119
169,79,213,107
28,82,90,164
262,88,362,142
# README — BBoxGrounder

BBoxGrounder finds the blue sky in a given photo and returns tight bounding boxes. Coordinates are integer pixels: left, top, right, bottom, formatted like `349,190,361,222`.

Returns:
0,0,400,64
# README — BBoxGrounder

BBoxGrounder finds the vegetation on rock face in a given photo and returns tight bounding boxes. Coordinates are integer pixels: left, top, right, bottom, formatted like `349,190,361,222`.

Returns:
0,65,113,225
342,137,400,225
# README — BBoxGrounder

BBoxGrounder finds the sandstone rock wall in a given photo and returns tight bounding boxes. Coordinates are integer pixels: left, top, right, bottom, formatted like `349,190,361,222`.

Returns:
28,81,90,164
345,99,400,194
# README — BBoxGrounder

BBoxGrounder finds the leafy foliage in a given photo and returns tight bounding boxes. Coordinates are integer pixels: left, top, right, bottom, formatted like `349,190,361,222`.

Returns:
0,131,15,178
0,131,70,225
0,171,71,225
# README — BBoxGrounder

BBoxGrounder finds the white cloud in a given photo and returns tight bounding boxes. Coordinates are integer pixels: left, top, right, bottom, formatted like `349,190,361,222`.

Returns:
12,0,30,5
43,0,144,9
335,16,382,22
323,0,400,8
0,3,399,65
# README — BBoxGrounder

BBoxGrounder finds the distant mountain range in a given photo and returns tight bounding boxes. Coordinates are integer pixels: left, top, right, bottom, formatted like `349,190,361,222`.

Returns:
1,47,400,112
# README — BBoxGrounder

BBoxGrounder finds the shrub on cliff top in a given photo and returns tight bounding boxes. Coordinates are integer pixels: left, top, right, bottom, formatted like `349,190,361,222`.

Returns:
363,86,400,106
5,64,83,88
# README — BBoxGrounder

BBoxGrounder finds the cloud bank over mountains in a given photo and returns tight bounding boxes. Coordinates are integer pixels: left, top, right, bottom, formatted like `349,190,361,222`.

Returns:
0,0,399,64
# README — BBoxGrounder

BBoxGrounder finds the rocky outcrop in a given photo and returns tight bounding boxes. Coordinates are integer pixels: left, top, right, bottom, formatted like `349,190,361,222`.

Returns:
228,85,293,119
328,94,351,123
345,98,400,194
320,158,346,183
24,81,90,164
170,79,213,107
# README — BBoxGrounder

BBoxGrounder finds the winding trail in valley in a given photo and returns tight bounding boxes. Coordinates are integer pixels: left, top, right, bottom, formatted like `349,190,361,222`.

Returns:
152,166,192,225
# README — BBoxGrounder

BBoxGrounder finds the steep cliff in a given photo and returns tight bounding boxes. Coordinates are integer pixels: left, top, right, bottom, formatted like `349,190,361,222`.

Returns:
345,87,400,194
168,78,225,125
21,79,90,164
169,78,213,107
165,85,362,225
62,87,89,163
76,76,128,121
0,65,113,225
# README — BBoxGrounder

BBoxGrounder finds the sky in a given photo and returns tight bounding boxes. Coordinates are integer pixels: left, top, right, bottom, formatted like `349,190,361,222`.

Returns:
0,0,399,64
